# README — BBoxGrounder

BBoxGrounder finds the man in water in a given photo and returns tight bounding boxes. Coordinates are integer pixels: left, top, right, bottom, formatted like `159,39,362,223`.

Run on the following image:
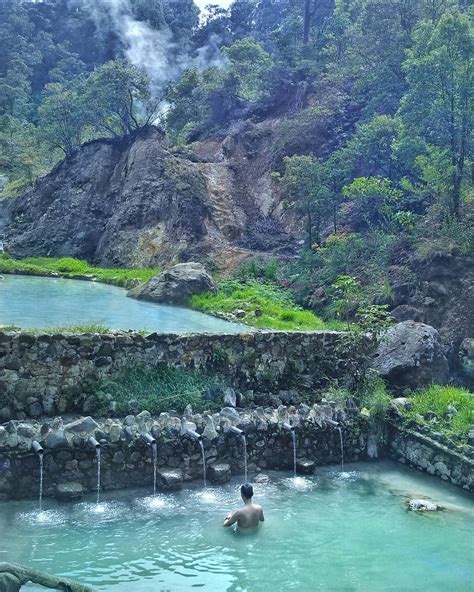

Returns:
223,483,264,532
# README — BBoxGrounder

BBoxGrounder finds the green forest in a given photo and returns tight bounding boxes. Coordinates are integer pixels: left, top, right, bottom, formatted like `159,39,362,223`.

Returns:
0,0,472,323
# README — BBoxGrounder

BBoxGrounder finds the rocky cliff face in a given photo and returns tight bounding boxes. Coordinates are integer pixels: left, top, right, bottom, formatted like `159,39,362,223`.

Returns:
1,125,296,270
1,91,347,270
390,254,474,353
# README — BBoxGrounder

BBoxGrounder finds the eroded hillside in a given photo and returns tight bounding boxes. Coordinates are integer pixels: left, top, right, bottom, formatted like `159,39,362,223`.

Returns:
1,125,293,270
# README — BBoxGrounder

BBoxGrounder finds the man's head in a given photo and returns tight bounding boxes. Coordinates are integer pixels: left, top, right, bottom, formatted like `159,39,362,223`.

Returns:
240,483,253,501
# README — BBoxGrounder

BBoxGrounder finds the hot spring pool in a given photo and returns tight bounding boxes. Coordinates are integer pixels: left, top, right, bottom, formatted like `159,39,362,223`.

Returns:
0,462,473,591
0,275,246,333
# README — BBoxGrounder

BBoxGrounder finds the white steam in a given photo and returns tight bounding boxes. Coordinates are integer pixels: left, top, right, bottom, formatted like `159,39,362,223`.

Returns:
87,0,182,95
195,33,229,71
81,0,227,96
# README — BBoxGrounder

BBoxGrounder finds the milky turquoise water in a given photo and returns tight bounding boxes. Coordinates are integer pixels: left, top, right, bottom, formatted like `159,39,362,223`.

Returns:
0,462,473,591
0,275,245,333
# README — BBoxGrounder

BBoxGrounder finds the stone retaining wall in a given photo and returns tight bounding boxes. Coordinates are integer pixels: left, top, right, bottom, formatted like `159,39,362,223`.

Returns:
388,426,474,490
0,403,370,500
0,330,368,419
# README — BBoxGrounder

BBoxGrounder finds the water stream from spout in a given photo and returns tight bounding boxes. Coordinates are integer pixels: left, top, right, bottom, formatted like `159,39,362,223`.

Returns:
241,435,248,483
151,441,158,496
290,430,297,478
96,447,101,505
38,452,44,512
337,427,344,472
198,440,207,488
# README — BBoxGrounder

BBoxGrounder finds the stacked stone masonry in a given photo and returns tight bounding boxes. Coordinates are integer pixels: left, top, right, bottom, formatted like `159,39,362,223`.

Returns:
389,426,474,490
0,404,368,500
0,330,366,419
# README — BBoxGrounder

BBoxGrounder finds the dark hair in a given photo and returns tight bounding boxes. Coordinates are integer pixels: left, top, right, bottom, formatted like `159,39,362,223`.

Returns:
241,483,253,499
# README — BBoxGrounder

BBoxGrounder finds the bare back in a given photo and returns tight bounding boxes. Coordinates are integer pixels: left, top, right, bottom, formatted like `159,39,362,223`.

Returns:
224,502,264,532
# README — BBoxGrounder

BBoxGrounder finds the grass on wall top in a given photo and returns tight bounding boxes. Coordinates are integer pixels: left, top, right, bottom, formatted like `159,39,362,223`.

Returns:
190,280,344,331
0,254,159,286
403,385,474,443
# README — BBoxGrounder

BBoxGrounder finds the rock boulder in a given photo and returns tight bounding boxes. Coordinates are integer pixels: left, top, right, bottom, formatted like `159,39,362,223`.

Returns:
373,321,448,390
128,262,216,305
208,463,232,484
408,499,440,512
296,458,316,474
56,481,84,502
157,468,183,491
457,337,474,389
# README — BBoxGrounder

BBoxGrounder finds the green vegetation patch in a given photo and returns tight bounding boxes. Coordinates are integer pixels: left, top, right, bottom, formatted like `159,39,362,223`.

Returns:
0,255,159,287
190,280,342,331
328,375,392,423
403,385,474,443
95,366,224,415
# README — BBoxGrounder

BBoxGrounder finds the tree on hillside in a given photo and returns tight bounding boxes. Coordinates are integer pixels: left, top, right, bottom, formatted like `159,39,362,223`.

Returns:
131,0,166,29
302,0,335,45
225,37,273,101
39,60,157,154
399,8,473,216
38,81,87,155
282,155,332,245
84,60,158,136
0,115,45,182
342,115,402,180
342,176,403,230
0,0,38,118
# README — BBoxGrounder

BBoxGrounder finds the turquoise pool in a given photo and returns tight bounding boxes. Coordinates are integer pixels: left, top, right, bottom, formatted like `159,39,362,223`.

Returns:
0,462,473,591
0,275,246,333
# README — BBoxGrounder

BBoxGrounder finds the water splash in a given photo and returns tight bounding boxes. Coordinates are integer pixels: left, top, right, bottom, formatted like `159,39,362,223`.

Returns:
195,490,219,504
18,509,66,526
337,427,344,472
335,470,360,482
198,440,207,488
139,495,169,511
151,441,158,496
75,501,126,521
95,447,102,505
282,476,315,492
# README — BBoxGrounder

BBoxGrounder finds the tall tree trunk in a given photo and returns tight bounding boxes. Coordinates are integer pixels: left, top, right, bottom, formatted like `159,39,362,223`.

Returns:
307,207,313,245
303,0,311,44
449,76,460,217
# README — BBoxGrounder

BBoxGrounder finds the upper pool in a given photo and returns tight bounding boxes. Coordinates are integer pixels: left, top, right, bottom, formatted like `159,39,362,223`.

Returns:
0,462,473,591
0,275,246,333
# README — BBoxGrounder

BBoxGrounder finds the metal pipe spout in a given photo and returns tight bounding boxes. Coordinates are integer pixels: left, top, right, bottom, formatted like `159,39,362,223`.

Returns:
283,423,294,432
185,429,202,441
143,432,156,445
31,440,44,455
229,426,243,436
88,436,101,449
326,418,339,427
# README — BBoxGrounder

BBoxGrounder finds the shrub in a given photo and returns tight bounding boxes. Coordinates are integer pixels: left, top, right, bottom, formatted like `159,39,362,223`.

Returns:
403,385,473,442
237,258,279,281
360,378,392,423
95,366,224,415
